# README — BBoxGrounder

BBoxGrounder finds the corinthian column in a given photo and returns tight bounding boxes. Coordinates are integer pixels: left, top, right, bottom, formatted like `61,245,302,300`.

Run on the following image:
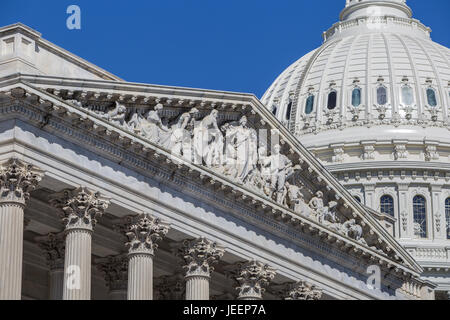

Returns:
230,260,276,300
35,232,66,300
0,158,43,300
96,255,128,300
121,213,169,300
178,237,224,300
49,187,109,300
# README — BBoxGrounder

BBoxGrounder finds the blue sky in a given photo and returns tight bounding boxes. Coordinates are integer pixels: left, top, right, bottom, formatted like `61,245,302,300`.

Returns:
2,0,449,98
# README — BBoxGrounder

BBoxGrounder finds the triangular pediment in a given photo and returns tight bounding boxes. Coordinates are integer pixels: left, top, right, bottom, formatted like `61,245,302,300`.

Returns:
0,73,423,278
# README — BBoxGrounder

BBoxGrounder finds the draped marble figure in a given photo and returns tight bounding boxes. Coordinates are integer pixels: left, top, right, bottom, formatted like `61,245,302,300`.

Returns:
139,103,171,145
261,144,295,204
169,107,199,162
98,101,129,130
193,109,224,168
222,116,258,183
57,98,368,248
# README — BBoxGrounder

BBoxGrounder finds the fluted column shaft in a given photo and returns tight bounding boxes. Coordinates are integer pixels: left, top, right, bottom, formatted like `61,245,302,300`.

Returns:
0,203,25,300
186,275,210,300
127,253,154,300
49,269,64,300
63,229,92,300
35,232,66,300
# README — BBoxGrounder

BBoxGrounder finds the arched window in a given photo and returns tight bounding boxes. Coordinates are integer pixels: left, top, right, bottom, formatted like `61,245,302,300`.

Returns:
427,88,438,107
305,95,314,114
413,196,427,238
271,105,277,116
286,101,292,120
401,86,414,105
380,195,394,217
377,86,387,105
327,91,337,110
445,198,450,240
352,88,361,107
354,196,361,203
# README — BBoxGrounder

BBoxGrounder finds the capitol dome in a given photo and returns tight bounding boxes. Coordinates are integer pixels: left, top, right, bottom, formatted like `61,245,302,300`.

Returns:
262,0,450,294
262,0,449,143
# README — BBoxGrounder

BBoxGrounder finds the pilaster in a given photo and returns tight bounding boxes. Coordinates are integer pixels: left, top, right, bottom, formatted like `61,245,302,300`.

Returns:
430,184,444,240
96,254,128,300
35,232,66,300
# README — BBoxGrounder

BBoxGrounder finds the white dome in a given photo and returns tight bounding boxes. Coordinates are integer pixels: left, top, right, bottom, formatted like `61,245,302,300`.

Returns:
262,0,450,145
262,2,450,290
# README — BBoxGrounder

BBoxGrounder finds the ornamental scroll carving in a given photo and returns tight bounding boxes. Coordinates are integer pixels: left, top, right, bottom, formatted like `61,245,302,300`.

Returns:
65,98,368,246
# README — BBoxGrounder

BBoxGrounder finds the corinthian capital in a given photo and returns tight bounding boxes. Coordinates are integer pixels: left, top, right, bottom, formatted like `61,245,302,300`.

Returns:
178,237,225,278
155,274,185,300
281,281,323,300
49,187,110,231
0,158,44,205
96,255,128,291
35,232,66,270
123,213,170,256
229,260,276,300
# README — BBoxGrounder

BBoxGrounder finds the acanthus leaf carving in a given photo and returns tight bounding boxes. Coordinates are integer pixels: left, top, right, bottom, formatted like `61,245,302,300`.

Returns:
155,274,186,300
35,232,66,270
96,254,128,291
177,237,225,278
124,213,170,256
49,187,110,231
280,281,323,300
228,260,276,300
0,158,44,205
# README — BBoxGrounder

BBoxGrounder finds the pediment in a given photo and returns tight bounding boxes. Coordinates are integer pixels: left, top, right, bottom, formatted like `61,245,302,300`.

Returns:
0,74,423,277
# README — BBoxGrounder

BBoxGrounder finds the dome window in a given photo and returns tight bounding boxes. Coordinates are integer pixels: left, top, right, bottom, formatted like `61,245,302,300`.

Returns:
305,94,314,114
327,91,337,110
413,195,427,238
380,195,394,217
426,88,437,107
271,105,277,116
352,88,361,107
376,86,387,106
446,198,450,239
401,85,414,106
286,101,292,120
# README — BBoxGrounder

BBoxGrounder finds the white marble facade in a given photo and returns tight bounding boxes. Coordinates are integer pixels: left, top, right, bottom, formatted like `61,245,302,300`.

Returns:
0,1,446,301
